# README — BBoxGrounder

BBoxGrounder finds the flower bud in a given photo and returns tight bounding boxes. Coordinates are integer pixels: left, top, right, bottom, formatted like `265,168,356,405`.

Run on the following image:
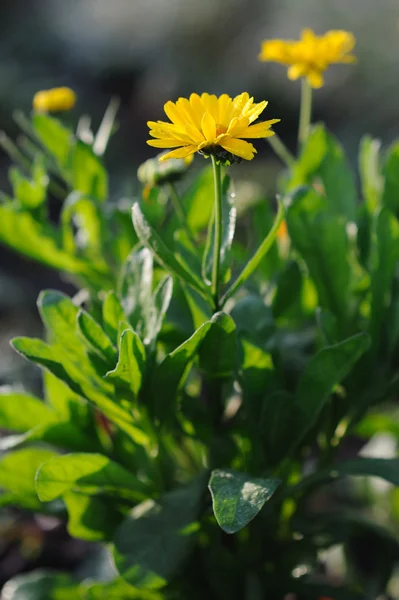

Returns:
137,151,193,188
33,87,76,113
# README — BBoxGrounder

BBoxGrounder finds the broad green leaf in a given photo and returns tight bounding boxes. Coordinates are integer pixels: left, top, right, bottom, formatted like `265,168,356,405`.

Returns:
1,572,80,600
209,469,281,534
102,291,125,341
199,312,236,379
113,474,206,589
12,336,149,445
261,391,300,465
43,371,90,423
118,247,154,333
222,199,284,304
0,204,95,279
0,388,56,432
0,420,98,453
145,275,173,344
183,284,212,330
78,309,117,364
382,141,399,214
132,202,209,298
316,307,339,345
68,140,108,202
202,175,236,285
36,452,148,502
151,319,212,422
290,124,357,220
272,260,303,318
60,192,106,263
292,333,370,448
10,161,47,209
63,491,123,541
86,578,164,600
240,339,274,399
286,188,351,321
231,294,274,345
296,457,399,496
0,448,56,510
359,135,383,213
32,113,73,167
369,208,399,354
38,289,80,349
105,329,146,399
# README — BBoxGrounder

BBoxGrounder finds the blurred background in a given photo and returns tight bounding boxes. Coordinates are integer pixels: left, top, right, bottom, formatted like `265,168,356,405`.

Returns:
1,0,399,591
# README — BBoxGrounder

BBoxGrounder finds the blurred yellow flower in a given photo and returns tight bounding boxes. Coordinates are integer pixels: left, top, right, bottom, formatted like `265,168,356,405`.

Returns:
147,92,280,163
33,87,76,112
259,29,356,88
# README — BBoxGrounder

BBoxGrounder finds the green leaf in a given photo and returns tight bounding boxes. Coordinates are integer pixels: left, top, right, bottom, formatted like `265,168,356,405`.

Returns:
35,452,148,502
0,448,56,510
0,204,95,279
102,291,125,341
32,113,73,167
369,208,399,354
63,491,123,541
85,578,164,600
105,329,146,399
60,192,106,263
382,141,399,214
230,294,274,345
209,469,281,534
113,474,206,589
1,571,80,600
78,309,117,364
68,141,108,202
286,188,351,321
292,333,370,448
145,275,173,344
222,199,284,304
202,175,236,285
183,166,214,232
272,260,303,319
10,160,47,209
132,202,209,298
118,247,154,332
11,336,150,445
261,391,300,465
290,124,357,220
359,135,383,214
199,312,236,379
151,319,212,422
0,388,57,432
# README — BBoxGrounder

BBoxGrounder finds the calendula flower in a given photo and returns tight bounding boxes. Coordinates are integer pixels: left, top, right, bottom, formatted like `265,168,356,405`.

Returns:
33,87,76,112
147,92,280,165
259,29,356,88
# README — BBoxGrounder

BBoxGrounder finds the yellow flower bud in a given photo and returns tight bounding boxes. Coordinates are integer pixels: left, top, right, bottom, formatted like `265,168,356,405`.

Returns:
33,87,77,113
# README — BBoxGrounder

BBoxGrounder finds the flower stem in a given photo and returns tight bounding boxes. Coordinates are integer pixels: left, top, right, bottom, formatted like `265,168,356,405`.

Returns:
211,155,223,311
298,78,312,148
267,133,296,168
167,183,195,245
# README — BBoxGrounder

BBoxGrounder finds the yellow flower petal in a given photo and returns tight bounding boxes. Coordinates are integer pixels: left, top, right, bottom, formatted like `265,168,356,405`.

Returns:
147,139,186,148
219,138,256,160
288,64,307,81
164,101,186,128
307,70,324,88
237,119,280,139
201,112,217,142
159,146,198,161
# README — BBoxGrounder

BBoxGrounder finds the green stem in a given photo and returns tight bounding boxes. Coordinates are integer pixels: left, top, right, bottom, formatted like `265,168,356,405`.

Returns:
211,155,223,311
267,133,296,168
298,78,312,148
167,183,195,245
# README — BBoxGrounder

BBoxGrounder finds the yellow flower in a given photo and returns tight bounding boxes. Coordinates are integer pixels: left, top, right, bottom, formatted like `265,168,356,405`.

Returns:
33,87,77,112
147,92,280,164
259,29,356,88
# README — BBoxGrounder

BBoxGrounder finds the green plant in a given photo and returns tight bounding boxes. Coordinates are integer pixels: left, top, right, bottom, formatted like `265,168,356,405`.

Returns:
1,60,399,600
